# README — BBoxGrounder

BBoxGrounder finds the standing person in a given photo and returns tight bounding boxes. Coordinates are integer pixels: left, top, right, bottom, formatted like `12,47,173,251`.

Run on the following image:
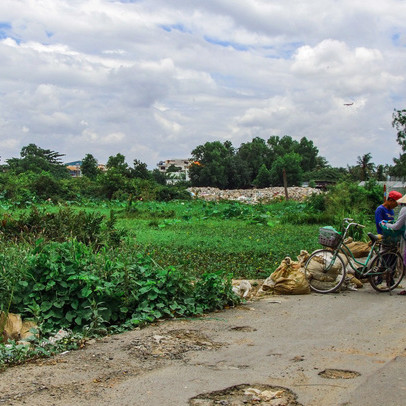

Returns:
380,194,406,295
375,191,402,234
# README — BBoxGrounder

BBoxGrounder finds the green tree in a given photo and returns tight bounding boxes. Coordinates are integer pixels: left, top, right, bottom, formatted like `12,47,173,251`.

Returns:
296,137,319,172
99,170,127,199
81,154,99,179
223,155,251,189
189,141,235,188
151,169,167,185
269,152,303,186
236,137,270,182
7,144,69,179
106,153,129,176
392,109,406,150
391,109,406,176
356,153,375,181
166,164,181,173
375,164,387,181
304,167,346,183
131,159,150,179
253,164,272,188
267,135,298,162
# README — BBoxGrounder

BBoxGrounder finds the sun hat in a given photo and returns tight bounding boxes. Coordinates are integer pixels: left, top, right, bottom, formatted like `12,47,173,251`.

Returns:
396,194,406,204
388,191,402,200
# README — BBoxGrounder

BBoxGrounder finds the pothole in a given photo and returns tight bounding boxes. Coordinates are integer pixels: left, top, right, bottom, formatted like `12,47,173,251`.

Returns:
229,326,257,332
319,369,361,379
189,383,302,405
127,329,222,360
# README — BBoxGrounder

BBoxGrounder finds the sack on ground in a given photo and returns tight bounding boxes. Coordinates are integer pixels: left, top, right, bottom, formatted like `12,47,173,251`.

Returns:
20,320,39,341
0,312,22,342
342,240,370,258
263,256,310,295
306,252,342,282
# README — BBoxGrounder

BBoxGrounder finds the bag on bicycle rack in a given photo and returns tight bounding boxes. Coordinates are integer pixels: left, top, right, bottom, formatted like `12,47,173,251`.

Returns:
380,223,405,245
318,226,341,248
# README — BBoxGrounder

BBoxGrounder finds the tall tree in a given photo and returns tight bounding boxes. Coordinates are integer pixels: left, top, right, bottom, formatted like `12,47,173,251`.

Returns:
81,154,99,179
253,164,272,188
392,109,406,177
131,159,150,179
7,144,69,179
296,137,319,172
356,153,375,181
106,153,129,176
269,152,303,186
189,141,235,188
236,137,270,182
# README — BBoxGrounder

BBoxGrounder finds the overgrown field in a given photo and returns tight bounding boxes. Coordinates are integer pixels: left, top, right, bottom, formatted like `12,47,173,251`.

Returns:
0,193,378,368
117,199,326,278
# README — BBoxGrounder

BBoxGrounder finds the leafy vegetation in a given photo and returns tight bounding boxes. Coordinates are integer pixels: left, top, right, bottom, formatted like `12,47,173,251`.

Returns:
0,137,392,369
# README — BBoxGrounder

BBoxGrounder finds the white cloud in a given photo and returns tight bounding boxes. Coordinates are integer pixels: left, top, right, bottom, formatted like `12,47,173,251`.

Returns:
0,0,405,168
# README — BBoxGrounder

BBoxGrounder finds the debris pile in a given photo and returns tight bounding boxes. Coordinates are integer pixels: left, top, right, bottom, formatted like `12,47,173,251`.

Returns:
188,186,321,203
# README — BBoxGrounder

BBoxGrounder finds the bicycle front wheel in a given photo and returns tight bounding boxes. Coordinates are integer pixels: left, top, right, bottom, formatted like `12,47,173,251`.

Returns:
368,251,405,292
304,249,347,293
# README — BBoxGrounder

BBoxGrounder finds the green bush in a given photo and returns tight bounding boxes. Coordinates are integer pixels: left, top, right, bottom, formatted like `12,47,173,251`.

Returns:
10,241,239,333
0,207,125,247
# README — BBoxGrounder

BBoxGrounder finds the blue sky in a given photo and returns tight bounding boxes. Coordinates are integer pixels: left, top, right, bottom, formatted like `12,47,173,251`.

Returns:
0,0,406,169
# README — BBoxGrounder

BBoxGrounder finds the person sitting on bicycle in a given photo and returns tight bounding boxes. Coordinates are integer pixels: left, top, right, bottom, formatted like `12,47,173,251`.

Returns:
375,190,403,234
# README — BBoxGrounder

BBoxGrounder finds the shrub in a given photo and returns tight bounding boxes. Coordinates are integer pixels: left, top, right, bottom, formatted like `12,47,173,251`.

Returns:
10,241,239,333
0,206,126,247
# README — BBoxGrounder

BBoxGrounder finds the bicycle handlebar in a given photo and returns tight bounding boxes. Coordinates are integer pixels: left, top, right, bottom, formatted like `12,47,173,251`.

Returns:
343,218,365,229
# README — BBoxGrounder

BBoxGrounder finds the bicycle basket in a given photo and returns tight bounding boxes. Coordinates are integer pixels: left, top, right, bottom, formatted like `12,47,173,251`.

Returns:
380,224,405,245
318,227,342,248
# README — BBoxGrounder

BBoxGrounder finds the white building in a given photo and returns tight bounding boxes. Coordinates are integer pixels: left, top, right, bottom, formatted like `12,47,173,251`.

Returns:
157,159,192,183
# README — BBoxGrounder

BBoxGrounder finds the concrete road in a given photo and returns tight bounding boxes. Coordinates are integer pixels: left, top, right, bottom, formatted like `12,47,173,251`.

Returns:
0,285,405,405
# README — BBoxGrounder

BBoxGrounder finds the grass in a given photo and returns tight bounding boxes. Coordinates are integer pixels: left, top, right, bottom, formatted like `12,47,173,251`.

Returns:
113,200,323,278
0,198,376,280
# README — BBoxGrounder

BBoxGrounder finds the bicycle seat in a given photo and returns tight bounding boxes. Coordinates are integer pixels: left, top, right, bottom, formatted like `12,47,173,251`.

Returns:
367,232,381,243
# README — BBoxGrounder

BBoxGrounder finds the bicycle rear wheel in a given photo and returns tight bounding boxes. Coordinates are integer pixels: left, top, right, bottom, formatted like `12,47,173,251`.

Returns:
304,249,346,293
368,251,405,292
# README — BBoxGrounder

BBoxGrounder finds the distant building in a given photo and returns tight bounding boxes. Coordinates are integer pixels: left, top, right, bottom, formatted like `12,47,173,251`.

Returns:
157,158,192,183
66,161,82,177
65,161,106,177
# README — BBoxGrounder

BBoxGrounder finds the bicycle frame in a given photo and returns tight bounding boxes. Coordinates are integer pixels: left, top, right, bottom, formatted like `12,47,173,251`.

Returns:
307,218,405,293
327,219,395,277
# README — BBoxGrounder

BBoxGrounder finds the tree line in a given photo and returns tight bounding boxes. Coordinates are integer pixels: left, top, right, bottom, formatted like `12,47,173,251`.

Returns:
1,111,406,203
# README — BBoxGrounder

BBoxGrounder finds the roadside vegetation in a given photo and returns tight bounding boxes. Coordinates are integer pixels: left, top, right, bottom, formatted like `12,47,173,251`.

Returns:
1,108,405,369
0,178,383,369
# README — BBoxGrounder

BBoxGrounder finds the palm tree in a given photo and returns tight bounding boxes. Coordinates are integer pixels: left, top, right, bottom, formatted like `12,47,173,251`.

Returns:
356,153,375,181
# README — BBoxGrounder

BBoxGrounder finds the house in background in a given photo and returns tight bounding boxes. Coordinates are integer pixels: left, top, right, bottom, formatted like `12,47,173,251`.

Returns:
66,161,82,177
157,159,192,183
65,161,106,177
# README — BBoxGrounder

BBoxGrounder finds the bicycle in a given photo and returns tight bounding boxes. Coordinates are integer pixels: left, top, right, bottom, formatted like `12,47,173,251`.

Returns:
304,218,405,294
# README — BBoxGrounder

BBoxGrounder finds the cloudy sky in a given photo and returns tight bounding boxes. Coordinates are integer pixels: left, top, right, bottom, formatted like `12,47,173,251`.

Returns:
1,0,406,169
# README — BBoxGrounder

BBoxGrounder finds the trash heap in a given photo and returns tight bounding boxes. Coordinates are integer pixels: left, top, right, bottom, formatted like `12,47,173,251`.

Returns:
188,186,321,204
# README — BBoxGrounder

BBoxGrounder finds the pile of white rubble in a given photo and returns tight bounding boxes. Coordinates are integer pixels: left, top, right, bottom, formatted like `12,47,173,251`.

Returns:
188,186,321,203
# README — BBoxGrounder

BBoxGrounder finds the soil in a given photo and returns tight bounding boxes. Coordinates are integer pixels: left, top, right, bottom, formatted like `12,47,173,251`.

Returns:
1,286,406,406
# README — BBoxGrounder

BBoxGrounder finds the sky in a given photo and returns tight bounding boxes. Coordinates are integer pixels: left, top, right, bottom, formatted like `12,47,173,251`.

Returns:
1,0,406,169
